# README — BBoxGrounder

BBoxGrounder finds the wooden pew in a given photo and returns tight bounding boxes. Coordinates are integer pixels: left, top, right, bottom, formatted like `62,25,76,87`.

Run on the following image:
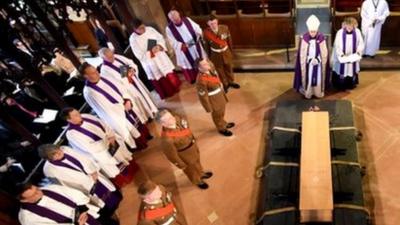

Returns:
299,112,333,222
192,13,295,48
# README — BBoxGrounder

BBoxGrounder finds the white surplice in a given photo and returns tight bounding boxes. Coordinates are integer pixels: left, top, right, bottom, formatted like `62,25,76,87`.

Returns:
100,54,156,122
166,17,207,69
83,74,140,148
361,0,390,56
42,146,115,207
66,113,132,178
332,28,365,77
129,26,176,80
18,184,101,225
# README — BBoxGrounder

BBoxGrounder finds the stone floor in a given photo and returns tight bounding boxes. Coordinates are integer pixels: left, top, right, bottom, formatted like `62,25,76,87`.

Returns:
117,71,400,225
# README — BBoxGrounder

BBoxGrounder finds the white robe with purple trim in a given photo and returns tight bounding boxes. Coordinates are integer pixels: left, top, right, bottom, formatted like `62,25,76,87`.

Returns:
166,18,206,69
332,28,365,77
18,184,101,225
83,75,140,148
66,114,132,178
361,0,390,56
129,26,176,80
100,54,155,123
42,146,116,208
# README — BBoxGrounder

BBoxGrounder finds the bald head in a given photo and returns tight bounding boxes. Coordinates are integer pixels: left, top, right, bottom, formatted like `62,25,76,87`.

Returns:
168,10,182,25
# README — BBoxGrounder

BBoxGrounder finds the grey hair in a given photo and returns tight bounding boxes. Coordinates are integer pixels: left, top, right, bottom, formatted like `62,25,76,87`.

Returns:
155,108,170,122
98,47,112,59
38,144,59,160
167,10,180,19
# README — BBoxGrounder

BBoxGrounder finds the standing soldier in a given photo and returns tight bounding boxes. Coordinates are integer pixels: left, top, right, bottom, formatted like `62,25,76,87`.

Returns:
195,58,235,136
137,181,184,225
156,109,212,189
203,15,240,92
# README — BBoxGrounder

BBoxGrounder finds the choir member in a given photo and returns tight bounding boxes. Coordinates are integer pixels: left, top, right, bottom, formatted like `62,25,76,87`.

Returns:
38,144,122,215
294,15,330,99
61,108,138,187
99,47,157,122
332,17,365,90
80,62,150,151
18,183,119,225
361,0,390,57
129,19,181,99
166,10,206,84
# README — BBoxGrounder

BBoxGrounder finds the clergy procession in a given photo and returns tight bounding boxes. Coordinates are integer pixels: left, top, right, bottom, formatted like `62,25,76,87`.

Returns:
0,0,398,224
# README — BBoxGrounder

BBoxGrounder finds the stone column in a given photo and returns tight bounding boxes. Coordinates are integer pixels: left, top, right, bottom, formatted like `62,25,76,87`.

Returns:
125,0,168,35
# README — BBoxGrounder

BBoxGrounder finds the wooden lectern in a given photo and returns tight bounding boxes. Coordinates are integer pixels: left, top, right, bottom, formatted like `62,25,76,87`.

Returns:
300,112,333,222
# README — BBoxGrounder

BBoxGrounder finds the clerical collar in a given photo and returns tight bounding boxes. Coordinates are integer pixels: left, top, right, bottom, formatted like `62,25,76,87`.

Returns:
34,197,43,204
346,30,354,35
69,120,83,127
134,30,143,35
174,21,183,27
88,79,100,84
54,156,66,162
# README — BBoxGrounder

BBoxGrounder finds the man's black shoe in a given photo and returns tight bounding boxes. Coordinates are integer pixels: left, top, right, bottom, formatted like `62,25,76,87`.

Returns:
219,129,233,136
197,182,209,189
226,122,235,129
229,83,240,89
201,172,213,179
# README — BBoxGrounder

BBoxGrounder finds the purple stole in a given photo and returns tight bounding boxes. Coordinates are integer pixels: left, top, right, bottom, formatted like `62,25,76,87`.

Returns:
68,117,105,142
339,29,357,79
103,57,127,74
168,17,202,67
86,77,122,104
50,153,112,201
105,57,152,112
305,38,321,87
86,77,138,127
21,189,100,225
294,32,330,91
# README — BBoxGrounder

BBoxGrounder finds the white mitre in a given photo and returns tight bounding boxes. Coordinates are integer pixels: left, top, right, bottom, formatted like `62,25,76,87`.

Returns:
306,15,320,31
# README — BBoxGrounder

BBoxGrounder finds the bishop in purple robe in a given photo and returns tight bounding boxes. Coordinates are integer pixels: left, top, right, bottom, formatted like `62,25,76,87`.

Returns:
294,15,330,99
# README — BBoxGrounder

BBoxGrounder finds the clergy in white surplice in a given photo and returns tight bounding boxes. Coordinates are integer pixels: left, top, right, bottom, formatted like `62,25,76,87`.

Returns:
18,183,111,225
38,144,122,214
81,62,150,151
361,0,390,57
294,15,330,99
166,10,206,84
61,108,138,188
99,47,158,122
332,17,365,90
129,19,181,99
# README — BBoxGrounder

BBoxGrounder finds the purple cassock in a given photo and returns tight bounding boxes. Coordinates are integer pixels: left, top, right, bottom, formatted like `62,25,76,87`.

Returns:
293,32,330,91
21,189,101,225
49,153,122,211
